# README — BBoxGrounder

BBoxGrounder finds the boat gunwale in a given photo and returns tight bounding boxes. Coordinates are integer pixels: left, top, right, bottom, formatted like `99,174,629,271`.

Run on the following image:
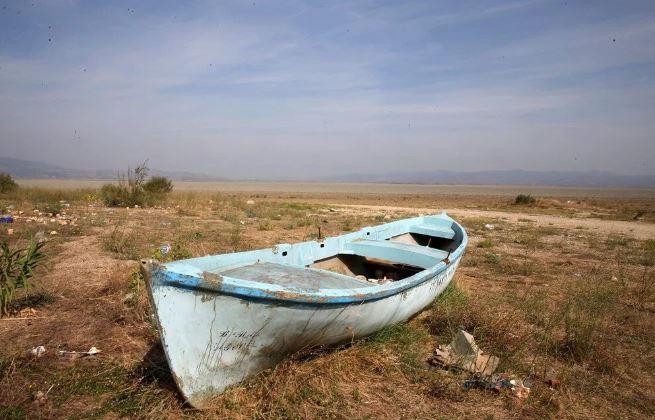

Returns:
147,216,468,305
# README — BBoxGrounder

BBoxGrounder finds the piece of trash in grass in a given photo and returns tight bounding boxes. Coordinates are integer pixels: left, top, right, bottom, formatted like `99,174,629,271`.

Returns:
50,230,58,235
58,346,101,359
484,223,494,230
29,345,46,358
6,228,13,235
462,374,512,393
510,379,531,400
159,243,171,255
33,384,54,404
428,329,499,376
0,216,14,223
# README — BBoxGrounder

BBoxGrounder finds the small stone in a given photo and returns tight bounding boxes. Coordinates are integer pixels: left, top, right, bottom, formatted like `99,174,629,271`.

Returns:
50,230,58,235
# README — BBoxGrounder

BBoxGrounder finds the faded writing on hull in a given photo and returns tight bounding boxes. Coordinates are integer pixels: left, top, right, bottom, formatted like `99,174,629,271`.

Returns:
212,330,261,353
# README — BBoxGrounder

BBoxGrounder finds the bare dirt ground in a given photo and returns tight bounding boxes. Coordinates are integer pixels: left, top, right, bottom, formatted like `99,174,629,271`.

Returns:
1,187,654,418
334,204,655,240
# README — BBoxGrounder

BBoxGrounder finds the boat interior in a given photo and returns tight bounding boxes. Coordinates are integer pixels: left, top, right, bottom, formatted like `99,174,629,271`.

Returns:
170,215,465,292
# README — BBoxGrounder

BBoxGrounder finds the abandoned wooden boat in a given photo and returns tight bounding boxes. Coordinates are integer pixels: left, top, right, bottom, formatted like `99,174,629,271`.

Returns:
141,212,468,408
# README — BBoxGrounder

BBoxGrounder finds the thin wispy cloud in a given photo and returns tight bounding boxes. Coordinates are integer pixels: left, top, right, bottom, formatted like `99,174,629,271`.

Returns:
1,0,654,178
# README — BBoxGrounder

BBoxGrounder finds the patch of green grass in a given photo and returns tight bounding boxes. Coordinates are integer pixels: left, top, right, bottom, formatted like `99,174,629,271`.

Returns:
102,228,141,260
477,238,494,248
645,239,655,253
605,235,629,250
280,202,315,211
0,405,25,420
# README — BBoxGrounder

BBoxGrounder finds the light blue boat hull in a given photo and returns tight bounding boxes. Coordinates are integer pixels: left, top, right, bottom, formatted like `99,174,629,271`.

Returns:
142,213,468,408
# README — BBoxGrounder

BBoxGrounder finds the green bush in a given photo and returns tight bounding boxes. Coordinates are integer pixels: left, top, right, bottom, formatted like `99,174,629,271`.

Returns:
100,163,173,207
100,184,131,207
1,239,46,315
143,176,173,194
0,173,18,194
514,194,536,205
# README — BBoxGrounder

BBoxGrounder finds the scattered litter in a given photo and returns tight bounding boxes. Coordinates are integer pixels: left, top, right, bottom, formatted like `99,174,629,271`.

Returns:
484,224,494,230
0,215,14,223
510,379,531,400
6,228,13,235
462,374,512,393
159,243,171,255
246,200,255,205
50,230,58,235
58,346,101,359
29,345,46,358
239,220,245,225
428,329,500,376
328,208,337,212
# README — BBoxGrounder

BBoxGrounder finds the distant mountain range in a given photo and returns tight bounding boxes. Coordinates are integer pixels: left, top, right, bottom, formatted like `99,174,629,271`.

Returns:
2,157,654,188
324,170,655,188
0,157,221,181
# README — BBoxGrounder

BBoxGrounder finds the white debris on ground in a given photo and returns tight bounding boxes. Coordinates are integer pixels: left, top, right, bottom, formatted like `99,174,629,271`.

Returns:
429,329,500,376
28,345,46,358
58,346,101,360
484,223,495,230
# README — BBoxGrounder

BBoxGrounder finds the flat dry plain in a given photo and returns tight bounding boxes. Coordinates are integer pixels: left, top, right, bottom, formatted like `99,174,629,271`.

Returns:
1,181,654,418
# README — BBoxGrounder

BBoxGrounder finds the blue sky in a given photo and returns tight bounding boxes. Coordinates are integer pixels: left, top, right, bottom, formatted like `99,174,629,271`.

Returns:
1,0,654,178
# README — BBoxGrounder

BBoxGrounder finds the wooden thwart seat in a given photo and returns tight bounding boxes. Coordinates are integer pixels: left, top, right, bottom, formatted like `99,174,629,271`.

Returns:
343,239,449,269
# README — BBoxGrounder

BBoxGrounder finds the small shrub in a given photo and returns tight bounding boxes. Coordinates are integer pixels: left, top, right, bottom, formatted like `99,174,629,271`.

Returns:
556,277,620,361
258,221,273,231
0,239,46,315
41,202,63,216
485,253,501,264
151,242,192,262
100,183,131,207
515,194,536,205
0,173,18,194
143,176,173,194
101,161,166,207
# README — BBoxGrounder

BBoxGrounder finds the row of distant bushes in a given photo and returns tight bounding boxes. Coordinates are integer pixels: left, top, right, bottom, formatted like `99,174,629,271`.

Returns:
0,162,174,208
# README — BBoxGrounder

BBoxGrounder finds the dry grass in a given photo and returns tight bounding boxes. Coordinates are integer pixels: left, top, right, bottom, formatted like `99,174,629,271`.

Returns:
0,187,654,418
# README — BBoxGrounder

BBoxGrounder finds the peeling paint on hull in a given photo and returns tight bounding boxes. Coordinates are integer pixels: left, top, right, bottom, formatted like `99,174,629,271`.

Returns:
142,213,467,408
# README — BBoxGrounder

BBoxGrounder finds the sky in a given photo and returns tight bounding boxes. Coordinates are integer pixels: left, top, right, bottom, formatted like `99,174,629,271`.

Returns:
1,0,654,179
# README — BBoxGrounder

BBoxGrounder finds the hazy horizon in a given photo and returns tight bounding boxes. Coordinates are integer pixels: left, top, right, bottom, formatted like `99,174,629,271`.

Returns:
2,1,655,178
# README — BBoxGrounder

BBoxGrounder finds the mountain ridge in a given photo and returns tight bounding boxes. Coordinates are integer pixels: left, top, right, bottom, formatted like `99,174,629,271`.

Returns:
1,157,654,188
